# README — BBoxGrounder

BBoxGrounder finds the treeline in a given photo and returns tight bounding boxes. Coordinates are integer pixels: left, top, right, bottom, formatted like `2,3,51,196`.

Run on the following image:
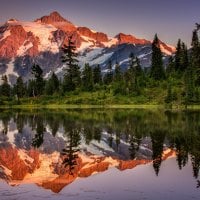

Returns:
0,25,200,106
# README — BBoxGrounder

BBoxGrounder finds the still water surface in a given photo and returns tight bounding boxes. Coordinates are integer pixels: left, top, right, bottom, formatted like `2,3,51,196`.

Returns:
0,109,200,200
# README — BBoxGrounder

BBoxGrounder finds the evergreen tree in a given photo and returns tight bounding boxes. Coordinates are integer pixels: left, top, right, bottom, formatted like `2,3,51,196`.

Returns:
124,53,141,95
166,56,175,77
13,76,26,99
135,57,143,77
103,60,113,84
113,62,124,95
45,72,59,95
135,57,143,92
124,54,135,95
114,62,122,82
150,34,165,80
164,79,177,106
180,42,189,72
173,40,188,75
175,39,182,72
31,64,44,96
27,80,36,97
165,81,173,105
61,36,81,92
82,63,94,91
93,65,102,85
191,29,200,85
184,63,195,106
0,75,11,97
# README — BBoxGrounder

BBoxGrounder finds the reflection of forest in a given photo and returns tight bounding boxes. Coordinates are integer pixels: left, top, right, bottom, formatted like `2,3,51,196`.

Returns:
0,109,200,180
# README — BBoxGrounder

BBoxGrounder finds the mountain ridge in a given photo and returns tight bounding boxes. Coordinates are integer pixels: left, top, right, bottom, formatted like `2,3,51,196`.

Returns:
0,11,176,84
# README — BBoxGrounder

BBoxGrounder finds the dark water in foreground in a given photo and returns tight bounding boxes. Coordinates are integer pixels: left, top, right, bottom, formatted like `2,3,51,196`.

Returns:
0,108,200,200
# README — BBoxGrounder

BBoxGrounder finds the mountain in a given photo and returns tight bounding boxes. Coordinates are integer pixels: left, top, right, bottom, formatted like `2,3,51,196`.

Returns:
0,11,176,84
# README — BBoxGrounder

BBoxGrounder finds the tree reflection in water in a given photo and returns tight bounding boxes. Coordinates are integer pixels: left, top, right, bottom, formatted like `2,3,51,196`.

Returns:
61,128,81,175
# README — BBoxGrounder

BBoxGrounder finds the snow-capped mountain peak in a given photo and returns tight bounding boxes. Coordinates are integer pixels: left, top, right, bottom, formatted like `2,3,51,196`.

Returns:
0,11,176,84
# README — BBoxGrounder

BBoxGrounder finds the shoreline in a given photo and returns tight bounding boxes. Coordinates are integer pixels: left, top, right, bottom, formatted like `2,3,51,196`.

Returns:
0,104,200,110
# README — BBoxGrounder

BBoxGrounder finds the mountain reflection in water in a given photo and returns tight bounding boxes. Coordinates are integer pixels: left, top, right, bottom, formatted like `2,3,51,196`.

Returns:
0,108,200,195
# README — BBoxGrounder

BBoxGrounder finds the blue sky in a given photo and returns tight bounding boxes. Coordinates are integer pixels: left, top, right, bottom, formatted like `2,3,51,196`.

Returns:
0,0,199,46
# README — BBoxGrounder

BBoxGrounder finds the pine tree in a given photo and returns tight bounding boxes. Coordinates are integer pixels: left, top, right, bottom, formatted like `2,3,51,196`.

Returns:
114,61,122,82
191,29,200,85
0,75,11,97
135,57,143,77
129,52,135,67
173,40,188,76
61,36,81,92
103,60,113,85
184,63,195,106
134,57,142,95
166,56,175,77
150,34,165,80
82,63,94,91
181,42,189,71
27,80,36,97
124,53,136,95
45,72,59,95
175,39,182,72
165,80,173,105
113,62,124,95
31,64,44,96
93,65,102,85
13,76,26,99
124,53,142,95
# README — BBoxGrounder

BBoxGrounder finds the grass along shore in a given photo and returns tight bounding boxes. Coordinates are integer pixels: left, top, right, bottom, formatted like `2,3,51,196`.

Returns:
0,90,200,110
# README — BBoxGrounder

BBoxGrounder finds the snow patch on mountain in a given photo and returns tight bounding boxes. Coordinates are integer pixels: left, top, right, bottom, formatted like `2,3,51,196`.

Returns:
17,41,33,56
119,58,129,65
90,29,97,33
78,48,104,66
44,70,52,79
103,38,118,47
78,36,96,51
54,64,66,75
138,51,152,59
90,52,114,66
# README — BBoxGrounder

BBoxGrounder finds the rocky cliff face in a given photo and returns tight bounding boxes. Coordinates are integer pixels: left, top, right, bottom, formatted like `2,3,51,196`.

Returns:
0,24,39,58
78,27,109,43
116,33,151,45
35,11,77,33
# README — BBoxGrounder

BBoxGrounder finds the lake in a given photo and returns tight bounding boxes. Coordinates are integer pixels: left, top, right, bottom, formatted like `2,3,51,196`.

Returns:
0,108,200,200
